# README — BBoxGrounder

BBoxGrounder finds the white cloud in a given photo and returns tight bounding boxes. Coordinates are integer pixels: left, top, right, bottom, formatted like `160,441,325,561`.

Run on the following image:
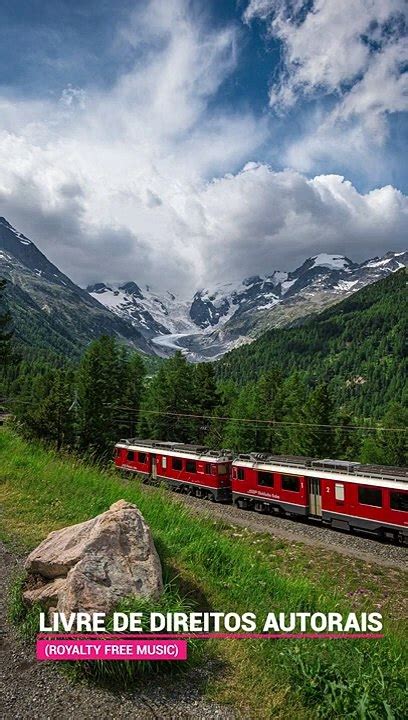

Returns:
333,37,408,134
194,164,408,279
244,0,408,169
0,0,406,294
244,0,406,109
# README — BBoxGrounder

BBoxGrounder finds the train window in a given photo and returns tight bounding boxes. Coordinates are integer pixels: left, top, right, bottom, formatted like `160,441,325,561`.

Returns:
237,467,245,481
358,486,382,507
335,483,345,502
138,452,147,463
281,475,300,492
258,471,274,487
218,464,227,475
390,491,408,512
205,463,211,474
172,457,183,471
127,450,134,461
162,456,167,469
186,460,197,473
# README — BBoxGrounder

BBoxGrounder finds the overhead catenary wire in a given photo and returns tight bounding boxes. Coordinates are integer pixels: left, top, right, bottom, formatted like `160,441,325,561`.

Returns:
109,405,408,433
2,397,407,433
108,417,368,435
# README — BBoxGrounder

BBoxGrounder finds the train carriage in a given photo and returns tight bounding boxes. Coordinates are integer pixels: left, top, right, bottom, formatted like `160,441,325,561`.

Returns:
231,454,408,542
114,438,233,501
232,454,309,516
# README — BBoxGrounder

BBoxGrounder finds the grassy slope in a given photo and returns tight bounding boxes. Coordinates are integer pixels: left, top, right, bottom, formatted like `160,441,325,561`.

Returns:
217,269,407,417
0,429,406,719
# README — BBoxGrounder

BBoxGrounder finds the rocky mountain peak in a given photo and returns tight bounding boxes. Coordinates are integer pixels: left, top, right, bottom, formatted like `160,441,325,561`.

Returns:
1,216,406,362
0,218,152,355
309,254,354,270
86,282,110,293
119,281,144,298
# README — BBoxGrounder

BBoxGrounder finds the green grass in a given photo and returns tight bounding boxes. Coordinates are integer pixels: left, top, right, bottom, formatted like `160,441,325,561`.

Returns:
9,573,208,685
1,429,407,719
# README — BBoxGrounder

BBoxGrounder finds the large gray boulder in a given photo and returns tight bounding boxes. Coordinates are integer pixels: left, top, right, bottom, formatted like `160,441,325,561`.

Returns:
23,500,163,614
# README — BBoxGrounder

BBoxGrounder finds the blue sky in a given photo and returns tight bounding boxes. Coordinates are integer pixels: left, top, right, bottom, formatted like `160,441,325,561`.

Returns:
0,0,406,290
0,2,272,103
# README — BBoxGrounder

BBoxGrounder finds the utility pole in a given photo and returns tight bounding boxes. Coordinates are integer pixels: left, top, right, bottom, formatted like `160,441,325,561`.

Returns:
69,389,81,447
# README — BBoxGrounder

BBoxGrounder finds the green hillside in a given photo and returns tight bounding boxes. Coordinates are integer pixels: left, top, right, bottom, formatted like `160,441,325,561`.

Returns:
217,268,407,419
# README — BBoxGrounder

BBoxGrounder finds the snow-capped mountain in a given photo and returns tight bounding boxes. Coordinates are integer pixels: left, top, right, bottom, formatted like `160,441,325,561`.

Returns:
189,271,288,329
3,214,405,362
0,217,152,356
87,281,197,337
88,249,407,360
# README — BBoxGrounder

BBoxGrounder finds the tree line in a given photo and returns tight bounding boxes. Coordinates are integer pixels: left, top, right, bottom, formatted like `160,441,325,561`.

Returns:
1,335,145,457
139,352,407,466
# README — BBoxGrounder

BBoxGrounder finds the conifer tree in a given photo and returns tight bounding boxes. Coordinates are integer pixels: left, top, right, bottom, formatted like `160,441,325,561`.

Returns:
15,366,75,449
193,362,220,442
360,435,385,465
139,352,195,443
254,369,284,453
205,379,237,449
333,410,361,461
33,368,75,449
139,363,171,439
376,403,408,466
77,336,115,454
301,383,334,458
77,335,136,456
115,349,145,438
223,383,258,452
276,372,309,455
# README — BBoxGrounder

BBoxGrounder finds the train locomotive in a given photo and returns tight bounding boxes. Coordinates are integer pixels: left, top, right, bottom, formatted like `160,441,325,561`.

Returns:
114,439,233,502
114,438,408,543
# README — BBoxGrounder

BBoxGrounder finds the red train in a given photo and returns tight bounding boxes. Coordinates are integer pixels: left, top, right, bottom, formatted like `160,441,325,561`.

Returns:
114,439,408,543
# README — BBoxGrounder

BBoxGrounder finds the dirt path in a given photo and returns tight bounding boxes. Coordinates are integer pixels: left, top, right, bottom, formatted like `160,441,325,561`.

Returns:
0,542,235,720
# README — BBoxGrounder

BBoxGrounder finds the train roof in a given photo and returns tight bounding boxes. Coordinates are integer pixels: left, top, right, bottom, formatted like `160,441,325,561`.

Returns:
116,438,233,461
235,453,408,484
115,439,407,484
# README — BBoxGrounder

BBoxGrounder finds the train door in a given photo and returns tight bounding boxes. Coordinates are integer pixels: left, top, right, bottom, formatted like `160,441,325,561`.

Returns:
151,455,157,480
308,477,322,516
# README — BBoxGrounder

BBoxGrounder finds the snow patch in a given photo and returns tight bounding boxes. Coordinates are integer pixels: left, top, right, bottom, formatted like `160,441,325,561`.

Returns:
311,254,349,270
364,258,391,268
281,279,296,295
257,300,280,310
90,287,126,309
335,279,359,291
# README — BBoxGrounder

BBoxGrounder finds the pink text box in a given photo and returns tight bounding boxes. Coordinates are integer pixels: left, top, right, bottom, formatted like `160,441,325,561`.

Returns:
36,638,188,661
